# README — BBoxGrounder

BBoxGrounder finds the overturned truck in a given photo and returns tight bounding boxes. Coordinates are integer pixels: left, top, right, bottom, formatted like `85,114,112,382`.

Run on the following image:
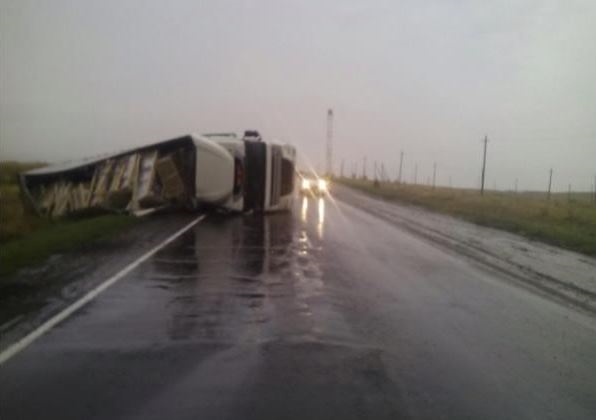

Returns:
20,131,296,218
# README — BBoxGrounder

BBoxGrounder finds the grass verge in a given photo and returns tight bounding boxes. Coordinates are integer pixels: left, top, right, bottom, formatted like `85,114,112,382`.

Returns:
1,161,139,277
337,178,596,257
0,214,138,277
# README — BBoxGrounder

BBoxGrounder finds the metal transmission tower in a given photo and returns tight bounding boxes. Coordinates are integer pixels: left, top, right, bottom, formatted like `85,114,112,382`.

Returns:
326,109,334,176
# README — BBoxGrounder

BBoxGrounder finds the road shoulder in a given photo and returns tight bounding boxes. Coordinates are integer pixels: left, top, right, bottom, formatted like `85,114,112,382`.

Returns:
333,185,596,317
0,213,200,351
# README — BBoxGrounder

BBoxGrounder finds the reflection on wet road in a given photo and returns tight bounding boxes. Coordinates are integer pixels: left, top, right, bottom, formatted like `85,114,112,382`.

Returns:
2,194,596,419
149,204,330,345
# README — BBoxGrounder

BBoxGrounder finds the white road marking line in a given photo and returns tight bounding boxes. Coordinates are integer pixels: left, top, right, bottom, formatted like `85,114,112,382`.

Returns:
0,214,206,366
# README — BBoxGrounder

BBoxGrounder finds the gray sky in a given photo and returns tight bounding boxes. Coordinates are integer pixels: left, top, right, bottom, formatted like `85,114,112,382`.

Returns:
1,0,595,191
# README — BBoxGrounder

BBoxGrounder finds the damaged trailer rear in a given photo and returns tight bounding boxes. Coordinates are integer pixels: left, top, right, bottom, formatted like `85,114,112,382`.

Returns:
19,132,297,218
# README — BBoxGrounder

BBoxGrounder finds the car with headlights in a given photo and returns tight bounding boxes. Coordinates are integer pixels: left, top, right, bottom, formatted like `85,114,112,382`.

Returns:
299,173,329,196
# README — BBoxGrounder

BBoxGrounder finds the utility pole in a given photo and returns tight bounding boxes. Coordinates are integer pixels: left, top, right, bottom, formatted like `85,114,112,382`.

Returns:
414,163,418,185
340,159,344,178
362,156,367,179
568,184,572,203
432,162,437,189
326,109,333,177
547,168,553,200
398,150,404,184
381,163,385,182
480,135,488,195
374,161,378,181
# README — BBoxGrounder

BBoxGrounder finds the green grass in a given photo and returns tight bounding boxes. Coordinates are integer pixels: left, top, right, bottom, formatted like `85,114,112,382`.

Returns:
0,214,138,277
1,183,46,242
1,162,48,242
1,161,138,277
338,178,596,256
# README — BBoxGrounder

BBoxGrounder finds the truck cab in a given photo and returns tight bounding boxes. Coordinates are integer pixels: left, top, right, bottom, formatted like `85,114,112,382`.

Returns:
200,131,296,212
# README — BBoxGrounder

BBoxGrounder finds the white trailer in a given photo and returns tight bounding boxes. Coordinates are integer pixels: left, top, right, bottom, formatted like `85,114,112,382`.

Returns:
19,131,296,217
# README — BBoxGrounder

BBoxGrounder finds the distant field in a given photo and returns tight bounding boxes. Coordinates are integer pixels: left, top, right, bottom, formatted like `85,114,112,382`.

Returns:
338,177,596,256
0,161,138,277
0,161,47,185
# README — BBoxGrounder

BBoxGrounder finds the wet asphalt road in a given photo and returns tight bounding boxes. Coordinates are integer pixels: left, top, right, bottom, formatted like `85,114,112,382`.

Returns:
2,192,596,419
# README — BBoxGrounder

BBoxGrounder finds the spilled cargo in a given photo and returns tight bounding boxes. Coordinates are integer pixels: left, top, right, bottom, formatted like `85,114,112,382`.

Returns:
20,131,296,218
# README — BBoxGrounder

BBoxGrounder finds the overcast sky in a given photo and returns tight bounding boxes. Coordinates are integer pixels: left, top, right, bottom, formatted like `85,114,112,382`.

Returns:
1,0,595,191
